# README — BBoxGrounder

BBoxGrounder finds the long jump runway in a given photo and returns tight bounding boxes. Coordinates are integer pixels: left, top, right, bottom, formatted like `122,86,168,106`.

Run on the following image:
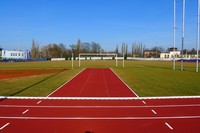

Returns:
0,68,200,133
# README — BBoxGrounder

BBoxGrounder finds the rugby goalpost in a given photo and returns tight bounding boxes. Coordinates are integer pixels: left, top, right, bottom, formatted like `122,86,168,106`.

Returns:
78,53,124,68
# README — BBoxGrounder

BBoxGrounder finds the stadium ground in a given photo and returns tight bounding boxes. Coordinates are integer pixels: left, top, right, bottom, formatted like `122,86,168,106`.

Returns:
0,60,199,97
0,68,199,133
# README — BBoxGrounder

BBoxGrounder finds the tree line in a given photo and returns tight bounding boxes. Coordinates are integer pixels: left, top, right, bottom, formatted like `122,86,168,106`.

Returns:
30,39,199,59
31,39,103,59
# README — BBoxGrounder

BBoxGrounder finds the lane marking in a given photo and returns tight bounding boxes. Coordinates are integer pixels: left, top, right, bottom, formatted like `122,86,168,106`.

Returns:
151,109,157,115
77,69,93,96
102,69,110,97
22,109,29,114
47,68,86,97
1,95,200,100
37,101,42,104
109,68,139,97
165,122,173,130
1,115,200,120
0,123,10,130
142,100,146,104
1,104,200,108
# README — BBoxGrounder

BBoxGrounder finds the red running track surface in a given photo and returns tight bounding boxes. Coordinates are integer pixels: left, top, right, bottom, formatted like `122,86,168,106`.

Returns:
0,68,200,133
49,68,137,97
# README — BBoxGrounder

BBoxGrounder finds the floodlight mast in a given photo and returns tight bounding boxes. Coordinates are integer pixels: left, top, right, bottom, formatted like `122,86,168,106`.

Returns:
197,0,200,72
181,0,185,71
173,0,176,70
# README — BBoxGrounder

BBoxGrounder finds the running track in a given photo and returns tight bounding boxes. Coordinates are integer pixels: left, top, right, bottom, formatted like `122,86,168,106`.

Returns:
0,68,200,133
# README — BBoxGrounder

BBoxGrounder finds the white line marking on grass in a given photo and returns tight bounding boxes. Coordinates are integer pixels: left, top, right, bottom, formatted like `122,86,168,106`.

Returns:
47,68,86,97
37,101,42,104
109,68,139,97
151,109,157,115
165,122,173,130
0,123,10,130
22,109,29,114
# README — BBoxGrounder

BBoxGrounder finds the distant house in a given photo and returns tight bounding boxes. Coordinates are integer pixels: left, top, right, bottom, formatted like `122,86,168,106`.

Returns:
160,52,170,58
160,48,181,58
1,50,30,60
144,50,159,58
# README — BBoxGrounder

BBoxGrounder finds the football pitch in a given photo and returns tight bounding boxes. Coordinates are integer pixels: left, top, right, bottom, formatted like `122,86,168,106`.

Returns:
0,60,199,97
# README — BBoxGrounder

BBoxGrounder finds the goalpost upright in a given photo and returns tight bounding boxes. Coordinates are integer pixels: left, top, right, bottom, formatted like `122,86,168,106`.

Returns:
197,0,200,72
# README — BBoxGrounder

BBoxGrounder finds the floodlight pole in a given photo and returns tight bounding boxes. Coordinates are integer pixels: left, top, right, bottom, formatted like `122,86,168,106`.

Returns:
181,0,185,71
197,0,200,72
173,0,176,70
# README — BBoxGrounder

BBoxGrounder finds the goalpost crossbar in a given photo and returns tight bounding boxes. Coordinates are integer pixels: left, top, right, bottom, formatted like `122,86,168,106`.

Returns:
78,53,121,67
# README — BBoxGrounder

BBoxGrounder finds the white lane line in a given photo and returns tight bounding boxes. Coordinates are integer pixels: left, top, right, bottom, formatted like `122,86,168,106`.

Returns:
0,123,10,130
1,115,200,120
22,109,29,114
109,68,139,97
142,100,146,104
151,109,157,115
1,95,200,100
102,69,110,97
47,68,86,97
1,104,200,108
37,101,42,104
165,122,173,130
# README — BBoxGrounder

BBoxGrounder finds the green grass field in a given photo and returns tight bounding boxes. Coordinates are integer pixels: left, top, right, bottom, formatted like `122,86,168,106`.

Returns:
0,60,199,97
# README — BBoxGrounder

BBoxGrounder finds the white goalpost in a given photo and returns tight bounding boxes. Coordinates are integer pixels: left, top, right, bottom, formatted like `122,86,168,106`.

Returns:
78,53,124,67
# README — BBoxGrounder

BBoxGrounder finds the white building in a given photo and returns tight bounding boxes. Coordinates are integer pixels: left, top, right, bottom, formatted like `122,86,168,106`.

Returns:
1,50,30,60
160,51,181,58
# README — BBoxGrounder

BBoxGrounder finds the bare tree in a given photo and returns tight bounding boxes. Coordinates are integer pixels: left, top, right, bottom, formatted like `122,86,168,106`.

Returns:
121,43,125,55
91,42,102,53
115,45,119,55
31,39,40,58
125,44,128,59
59,43,66,58
77,39,81,55
132,42,145,57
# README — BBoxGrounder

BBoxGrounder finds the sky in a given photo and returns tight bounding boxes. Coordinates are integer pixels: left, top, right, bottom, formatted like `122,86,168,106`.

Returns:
0,0,198,52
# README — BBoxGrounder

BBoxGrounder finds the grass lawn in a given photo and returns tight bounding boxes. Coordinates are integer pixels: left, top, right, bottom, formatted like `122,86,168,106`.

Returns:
114,61,200,96
0,60,199,97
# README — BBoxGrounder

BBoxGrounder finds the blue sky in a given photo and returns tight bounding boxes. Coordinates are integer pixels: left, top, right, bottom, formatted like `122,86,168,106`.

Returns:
0,0,198,51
